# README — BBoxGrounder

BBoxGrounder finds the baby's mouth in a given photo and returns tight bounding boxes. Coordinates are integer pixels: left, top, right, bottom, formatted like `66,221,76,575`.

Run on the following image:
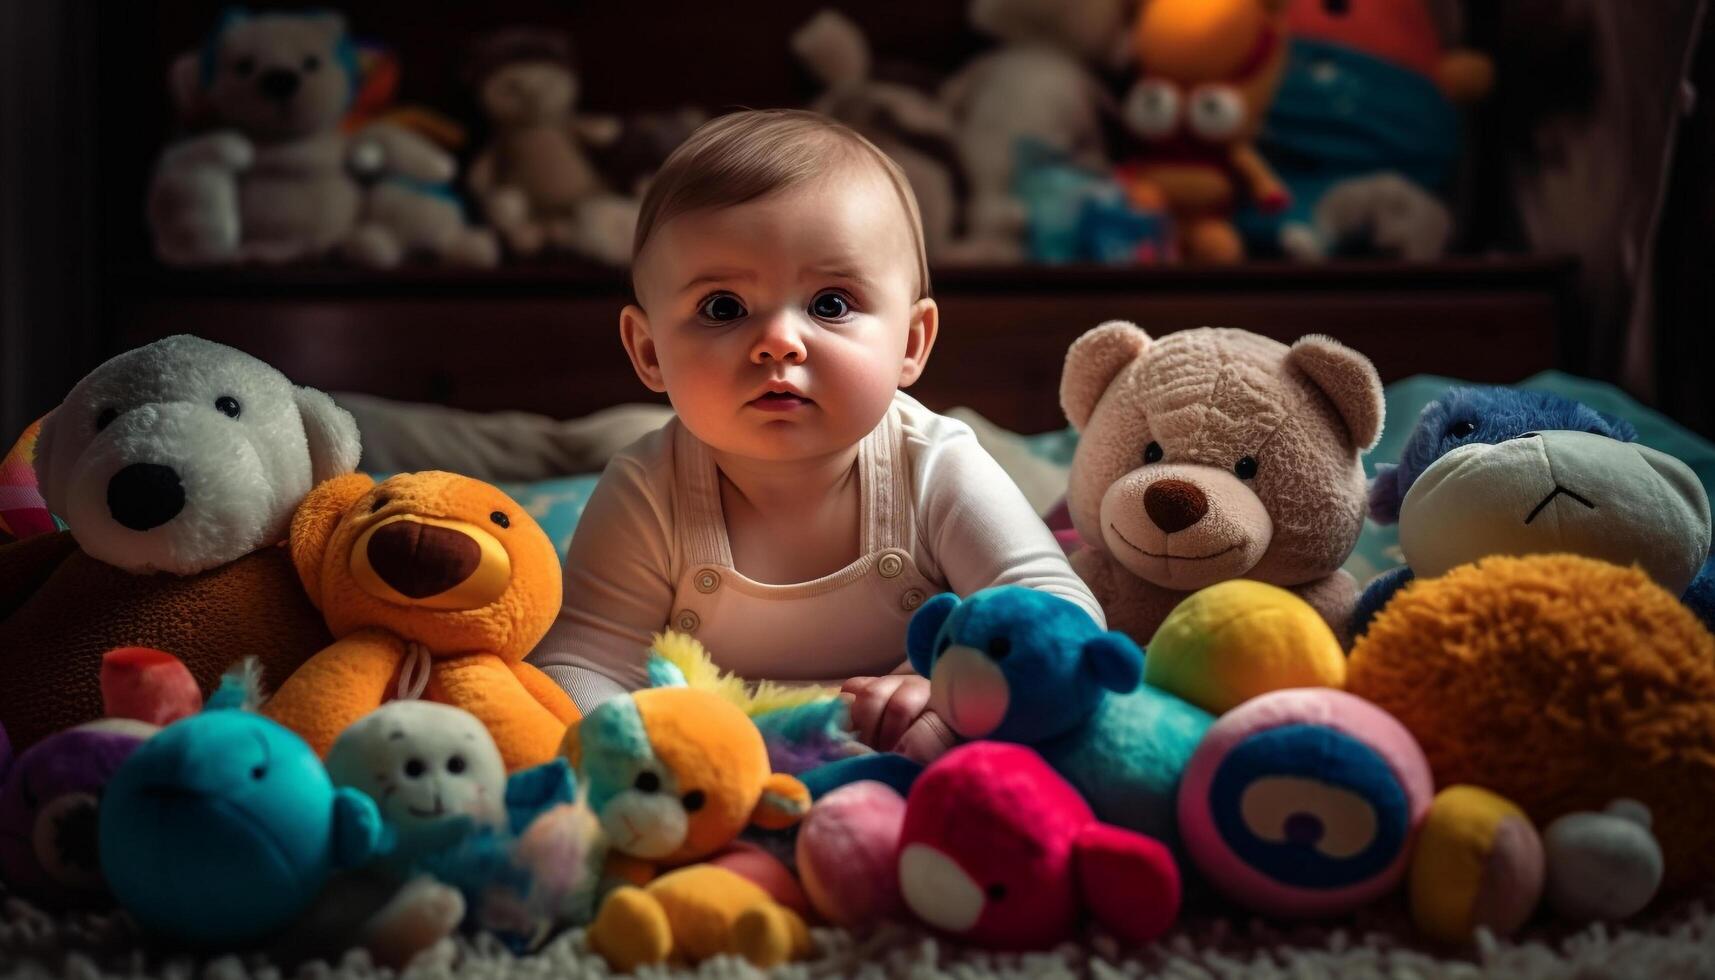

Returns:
750,391,813,412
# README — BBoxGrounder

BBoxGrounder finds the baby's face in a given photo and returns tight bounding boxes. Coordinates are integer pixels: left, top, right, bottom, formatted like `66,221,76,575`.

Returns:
627,165,933,464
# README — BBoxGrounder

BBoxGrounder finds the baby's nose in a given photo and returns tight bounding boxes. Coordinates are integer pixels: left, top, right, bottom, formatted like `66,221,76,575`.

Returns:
749,310,808,364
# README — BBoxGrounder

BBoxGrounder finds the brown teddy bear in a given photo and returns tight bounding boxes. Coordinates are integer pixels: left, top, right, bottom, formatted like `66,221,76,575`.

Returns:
261,471,579,771
464,28,636,265
1060,322,1383,644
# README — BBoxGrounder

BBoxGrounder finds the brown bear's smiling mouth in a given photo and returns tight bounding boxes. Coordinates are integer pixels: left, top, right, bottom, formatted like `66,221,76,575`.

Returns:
1108,524,1241,562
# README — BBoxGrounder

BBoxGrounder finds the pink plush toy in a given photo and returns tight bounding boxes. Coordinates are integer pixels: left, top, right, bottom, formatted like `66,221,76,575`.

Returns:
898,742,1180,949
796,781,908,928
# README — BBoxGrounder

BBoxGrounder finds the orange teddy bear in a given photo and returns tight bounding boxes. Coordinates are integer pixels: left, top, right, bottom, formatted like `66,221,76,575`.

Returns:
262,471,578,770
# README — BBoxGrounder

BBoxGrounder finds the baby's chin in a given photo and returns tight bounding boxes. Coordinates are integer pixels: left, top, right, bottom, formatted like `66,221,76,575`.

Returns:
691,407,879,465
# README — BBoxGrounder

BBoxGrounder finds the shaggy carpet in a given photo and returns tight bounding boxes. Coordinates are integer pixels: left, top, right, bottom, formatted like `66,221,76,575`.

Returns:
4,890,1713,980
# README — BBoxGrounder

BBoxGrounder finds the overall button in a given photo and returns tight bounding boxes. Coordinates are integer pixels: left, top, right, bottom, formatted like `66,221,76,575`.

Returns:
901,588,926,611
695,569,721,594
877,553,904,579
674,610,701,633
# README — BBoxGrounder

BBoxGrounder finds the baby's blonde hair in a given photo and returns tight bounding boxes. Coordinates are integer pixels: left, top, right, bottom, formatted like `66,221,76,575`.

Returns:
632,109,932,299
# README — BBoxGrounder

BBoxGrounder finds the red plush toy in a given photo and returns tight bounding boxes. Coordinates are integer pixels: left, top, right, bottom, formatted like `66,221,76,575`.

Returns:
898,741,1180,949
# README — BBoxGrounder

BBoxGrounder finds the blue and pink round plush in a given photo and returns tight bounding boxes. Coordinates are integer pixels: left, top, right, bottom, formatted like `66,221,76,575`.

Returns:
1178,688,1433,919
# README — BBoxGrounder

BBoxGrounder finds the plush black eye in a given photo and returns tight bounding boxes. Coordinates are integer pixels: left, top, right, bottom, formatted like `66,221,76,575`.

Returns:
1448,420,1476,438
235,56,256,77
490,511,510,529
95,407,118,432
810,291,850,320
215,396,241,419
634,771,660,793
986,883,1007,901
251,765,267,781
987,637,1011,659
303,55,321,72
1235,456,1258,480
682,790,706,812
404,758,427,779
370,495,391,514
1143,441,1164,464
699,294,747,323
447,755,466,774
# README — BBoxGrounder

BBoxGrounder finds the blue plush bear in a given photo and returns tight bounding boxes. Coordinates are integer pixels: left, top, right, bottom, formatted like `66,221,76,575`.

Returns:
804,587,1213,850
98,691,386,947
1357,386,1715,635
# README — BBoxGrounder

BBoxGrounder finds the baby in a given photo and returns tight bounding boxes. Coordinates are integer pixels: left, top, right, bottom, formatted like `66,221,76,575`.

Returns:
528,110,1102,760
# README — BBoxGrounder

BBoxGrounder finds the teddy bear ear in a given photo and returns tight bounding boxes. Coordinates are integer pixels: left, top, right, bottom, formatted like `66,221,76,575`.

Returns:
1073,821,1181,946
751,772,812,830
1061,321,1149,432
294,387,362,485
906,593,960,676
30,408,62,515
289,472,375,606
1285,334,1385,451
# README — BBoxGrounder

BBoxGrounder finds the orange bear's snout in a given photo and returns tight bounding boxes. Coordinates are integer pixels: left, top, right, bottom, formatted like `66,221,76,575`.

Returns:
350,513,514,611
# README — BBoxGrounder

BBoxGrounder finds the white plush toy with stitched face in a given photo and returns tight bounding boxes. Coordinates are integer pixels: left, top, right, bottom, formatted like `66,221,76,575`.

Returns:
31,335,360,576
326,701,511,858
32,335,359,576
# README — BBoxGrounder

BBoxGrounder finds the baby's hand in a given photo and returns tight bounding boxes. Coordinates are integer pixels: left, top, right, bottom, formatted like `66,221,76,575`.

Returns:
841,675,957,764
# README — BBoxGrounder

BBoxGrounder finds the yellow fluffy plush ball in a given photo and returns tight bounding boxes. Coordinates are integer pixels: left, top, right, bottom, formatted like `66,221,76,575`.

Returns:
1348,554,1715,890
1144,579,1346,715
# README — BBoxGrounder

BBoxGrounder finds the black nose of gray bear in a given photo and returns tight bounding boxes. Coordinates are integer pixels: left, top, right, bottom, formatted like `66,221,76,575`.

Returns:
108,463,185,531
258,69,300,103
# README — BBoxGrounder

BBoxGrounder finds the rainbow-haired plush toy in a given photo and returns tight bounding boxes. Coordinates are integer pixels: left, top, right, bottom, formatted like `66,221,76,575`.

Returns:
0,419,55,543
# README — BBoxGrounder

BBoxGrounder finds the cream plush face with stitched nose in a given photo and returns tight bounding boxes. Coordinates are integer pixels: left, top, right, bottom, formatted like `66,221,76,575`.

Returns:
202,12,354,142
1399,430,1713,593
325,701,508,850
1065,325,1374,593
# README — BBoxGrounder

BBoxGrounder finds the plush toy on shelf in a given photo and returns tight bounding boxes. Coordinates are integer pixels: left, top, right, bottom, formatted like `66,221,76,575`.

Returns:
0,335,358,750
320,701,592,956
0,648,198,907
1356,386,1715,634
1062,321,1385,644
1177,688,1434,919
1117,0,1292,263
1013,138,1175,265
0,419,55,544
900,741,1180,949
1348,553,1715,891
562,641,815,971
464,28,636,265
939,0,1130,261
1235,0,1493,260
150,10,497,268
260,471,579,771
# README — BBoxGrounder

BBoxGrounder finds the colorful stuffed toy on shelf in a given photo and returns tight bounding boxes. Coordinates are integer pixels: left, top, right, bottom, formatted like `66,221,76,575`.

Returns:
1348,553,1715,892
0,335,357,750
1117,0,1292,263
1061,322,1385,645
1235,0,1493,259
260,471,579,771
0,419,55,544
149,10,497,268
899,741,1180,949
1356,385,1715,634
1178,688,1434,919
464,28,636,265
563,640,815,971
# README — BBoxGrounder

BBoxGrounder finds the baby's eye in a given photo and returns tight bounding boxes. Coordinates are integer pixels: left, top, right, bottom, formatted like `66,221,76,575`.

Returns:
809,291,851,321
698,293,747,323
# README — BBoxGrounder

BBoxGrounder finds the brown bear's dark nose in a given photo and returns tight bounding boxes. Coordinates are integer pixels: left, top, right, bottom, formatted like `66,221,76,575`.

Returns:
258,69,300,103
1144,480,1208,534
366,521,481,598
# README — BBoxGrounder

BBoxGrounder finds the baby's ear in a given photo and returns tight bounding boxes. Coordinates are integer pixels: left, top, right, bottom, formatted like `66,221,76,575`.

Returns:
1083,633,1143,693
289,472,374,606
1061,321,1149,431
906,593,959,676
751,773,812,830
1368,463,1404,525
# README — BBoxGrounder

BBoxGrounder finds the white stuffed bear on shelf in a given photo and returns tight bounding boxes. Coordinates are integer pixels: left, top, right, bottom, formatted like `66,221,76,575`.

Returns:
149,10,497,268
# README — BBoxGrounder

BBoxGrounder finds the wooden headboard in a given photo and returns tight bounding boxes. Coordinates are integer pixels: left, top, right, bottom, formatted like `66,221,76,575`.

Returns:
117,257,1572,434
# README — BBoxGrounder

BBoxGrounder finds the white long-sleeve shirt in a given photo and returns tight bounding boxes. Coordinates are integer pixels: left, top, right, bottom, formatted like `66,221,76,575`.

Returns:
528,392,1103,710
